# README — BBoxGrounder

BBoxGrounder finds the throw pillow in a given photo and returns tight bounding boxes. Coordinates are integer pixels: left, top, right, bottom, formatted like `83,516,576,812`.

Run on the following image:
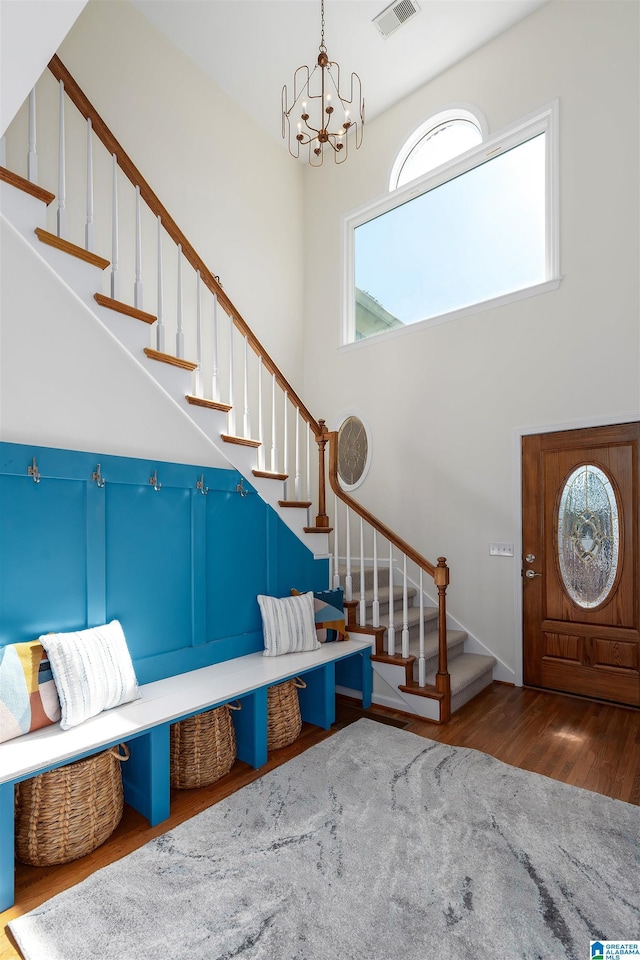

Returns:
39,620,141,730
292,587,348,643
0,640,61,743
258,592,320,657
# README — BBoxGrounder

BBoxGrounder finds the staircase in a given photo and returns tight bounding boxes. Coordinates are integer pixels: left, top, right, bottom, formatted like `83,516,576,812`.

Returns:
339,565,496,720
0,56,499,724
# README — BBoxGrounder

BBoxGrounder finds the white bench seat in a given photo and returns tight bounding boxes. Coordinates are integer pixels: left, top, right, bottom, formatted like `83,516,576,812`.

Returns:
0,637,372,912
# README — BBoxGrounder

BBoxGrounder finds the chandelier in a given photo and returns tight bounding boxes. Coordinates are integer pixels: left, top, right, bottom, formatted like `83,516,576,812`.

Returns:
282,0,365,166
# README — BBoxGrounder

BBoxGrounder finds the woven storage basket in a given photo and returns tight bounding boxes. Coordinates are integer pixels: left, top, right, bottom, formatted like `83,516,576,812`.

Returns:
267,677,306,750
170,702,240,790
14,743,129,867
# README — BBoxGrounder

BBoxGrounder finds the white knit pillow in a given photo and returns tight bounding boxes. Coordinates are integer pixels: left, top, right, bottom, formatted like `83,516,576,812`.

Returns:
258,592,320,657
39,620,141,730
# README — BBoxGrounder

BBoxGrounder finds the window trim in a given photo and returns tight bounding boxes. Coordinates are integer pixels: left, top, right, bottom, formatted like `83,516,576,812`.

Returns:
342,100,560,348
388,105,488,191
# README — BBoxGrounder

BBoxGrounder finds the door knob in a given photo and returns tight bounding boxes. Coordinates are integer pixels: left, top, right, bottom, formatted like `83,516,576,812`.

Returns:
525,553,536,563
525,569,542,578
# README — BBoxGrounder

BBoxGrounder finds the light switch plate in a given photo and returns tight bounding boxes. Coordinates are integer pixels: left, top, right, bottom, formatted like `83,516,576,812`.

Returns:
490,542,514,556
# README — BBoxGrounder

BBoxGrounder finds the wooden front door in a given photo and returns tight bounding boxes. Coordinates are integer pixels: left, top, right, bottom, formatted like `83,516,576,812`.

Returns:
522,422,640,707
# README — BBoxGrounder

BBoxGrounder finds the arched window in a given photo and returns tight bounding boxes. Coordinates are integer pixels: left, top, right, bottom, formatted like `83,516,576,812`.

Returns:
345,101,560,345
389,108,485,191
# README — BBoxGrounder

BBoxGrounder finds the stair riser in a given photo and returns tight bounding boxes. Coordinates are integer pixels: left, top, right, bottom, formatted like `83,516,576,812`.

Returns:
451,668,494,713
338,567,394,593
355,592,422,621
413,636,467,679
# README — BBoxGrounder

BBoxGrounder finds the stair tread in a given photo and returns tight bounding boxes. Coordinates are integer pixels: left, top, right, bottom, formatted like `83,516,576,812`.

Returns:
35,228,110,270
376,604,438,630
406,628,467,659
186,395,232,412
0,166,55,205
94,293,157,325
143,347,197,371
350,584,418,605
426,653,496,695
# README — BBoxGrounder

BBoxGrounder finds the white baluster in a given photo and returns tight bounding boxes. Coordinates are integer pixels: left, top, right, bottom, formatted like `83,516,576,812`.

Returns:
28,88,38,184
110,153,118,299
333,493,340,589
85,119,94,252
345,507,353,602
257,359,265,470
195,271,203,397
156,216,164,351
359,517,366,626
401,554,410,658
418,569,426,686
227,319,236,435
270,373,278,472
211,293,220,401
387,544,396,655
57,82,66,238
176,244,184,358
283,391,289,498
0,137,6,167
243,336,250,438
294,409,301,500
306,423,311,502
134,186,143,308
372,531,380,628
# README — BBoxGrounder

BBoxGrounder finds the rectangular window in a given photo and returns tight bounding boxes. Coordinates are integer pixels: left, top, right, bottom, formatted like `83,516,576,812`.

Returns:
344,103,559,344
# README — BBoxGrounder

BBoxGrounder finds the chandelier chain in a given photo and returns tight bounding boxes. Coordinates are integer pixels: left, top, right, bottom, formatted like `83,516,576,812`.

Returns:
320,0,326,54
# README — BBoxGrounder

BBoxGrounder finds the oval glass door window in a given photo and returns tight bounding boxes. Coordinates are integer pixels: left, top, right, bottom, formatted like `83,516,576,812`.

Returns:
557,464,620,608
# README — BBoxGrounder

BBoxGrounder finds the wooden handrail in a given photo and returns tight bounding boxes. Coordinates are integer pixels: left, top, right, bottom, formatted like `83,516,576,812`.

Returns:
324,423,437,578
323,423,450,687
47,55,321,438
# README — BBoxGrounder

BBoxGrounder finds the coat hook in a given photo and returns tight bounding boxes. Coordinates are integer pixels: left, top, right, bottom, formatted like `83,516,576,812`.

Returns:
196,474,209,495
149,469,162,491
27,457,41,484
236,479,248,498
92,464,105,488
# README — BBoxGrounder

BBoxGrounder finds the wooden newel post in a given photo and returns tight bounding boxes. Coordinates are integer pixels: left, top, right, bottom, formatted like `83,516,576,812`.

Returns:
434,556,451,721
314,419,330,529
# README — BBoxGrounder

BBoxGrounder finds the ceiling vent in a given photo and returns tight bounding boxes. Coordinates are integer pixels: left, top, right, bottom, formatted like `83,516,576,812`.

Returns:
373,0,421,39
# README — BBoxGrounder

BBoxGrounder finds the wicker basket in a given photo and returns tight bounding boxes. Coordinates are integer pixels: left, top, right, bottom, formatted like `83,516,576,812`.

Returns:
14,743,129,867
170,702,240,790
267,677,306,750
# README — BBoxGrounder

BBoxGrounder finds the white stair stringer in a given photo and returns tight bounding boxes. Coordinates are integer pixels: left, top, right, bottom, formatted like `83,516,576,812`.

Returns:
0,179,330,557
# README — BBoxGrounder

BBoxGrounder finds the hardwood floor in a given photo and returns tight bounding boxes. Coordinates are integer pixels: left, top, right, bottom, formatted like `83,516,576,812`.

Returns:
2,683,638,959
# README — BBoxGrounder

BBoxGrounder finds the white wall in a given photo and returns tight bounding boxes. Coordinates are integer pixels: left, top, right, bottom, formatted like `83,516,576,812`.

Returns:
0,215,231,466
0,0,87,135
301,1,640,675
56,0,305,389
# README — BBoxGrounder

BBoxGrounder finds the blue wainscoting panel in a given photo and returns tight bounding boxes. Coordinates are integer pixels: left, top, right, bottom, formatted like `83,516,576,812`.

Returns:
272,512,330,598
206,489,269,643
105,483,194,659
0,443,329,687
0,474,87,643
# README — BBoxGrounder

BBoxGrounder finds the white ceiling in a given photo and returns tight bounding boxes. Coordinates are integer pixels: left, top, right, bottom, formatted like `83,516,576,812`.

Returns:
131,0,547,147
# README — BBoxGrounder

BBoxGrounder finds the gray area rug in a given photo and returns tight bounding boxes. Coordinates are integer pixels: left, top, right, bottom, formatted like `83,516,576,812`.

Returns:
10,719,639,960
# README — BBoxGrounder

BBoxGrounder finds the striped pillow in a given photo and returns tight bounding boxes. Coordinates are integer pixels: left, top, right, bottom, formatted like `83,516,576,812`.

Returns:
258,592,320,657
39,620,141,730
